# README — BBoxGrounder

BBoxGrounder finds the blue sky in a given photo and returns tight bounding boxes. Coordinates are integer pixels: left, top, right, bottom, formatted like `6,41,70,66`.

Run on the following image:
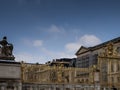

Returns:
0,0,120,63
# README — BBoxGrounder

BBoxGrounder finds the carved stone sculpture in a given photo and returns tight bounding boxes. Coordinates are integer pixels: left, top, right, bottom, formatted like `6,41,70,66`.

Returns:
0,36,15,60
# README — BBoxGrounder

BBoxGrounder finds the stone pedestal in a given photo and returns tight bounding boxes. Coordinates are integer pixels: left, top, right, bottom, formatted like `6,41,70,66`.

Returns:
0,60,21,90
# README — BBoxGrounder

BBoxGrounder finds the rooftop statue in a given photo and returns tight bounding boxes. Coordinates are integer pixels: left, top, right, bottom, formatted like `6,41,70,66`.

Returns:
0,36,15,60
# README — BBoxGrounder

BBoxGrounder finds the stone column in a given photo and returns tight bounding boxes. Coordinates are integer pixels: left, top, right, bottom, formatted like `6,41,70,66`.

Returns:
18,82,22,90
74,87,76,90
14,86,17,90
50,85,54,90
13,83,17,90
34,85,37,90
48,85,52,90
0,83,6,90
1,86,5,90
62,85,64,90
30,86,33,90
53,85,56,90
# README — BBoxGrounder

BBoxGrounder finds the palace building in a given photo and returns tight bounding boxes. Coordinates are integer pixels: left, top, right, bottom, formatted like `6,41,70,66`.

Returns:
75,37,120,68
75,37,120,89
0,36,120,90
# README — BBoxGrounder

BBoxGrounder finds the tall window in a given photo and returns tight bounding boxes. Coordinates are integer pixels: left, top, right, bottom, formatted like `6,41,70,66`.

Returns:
111,77,114,83
117,47,120,53
117,63,120,72
94,54,98,64
56,88,60,90
117,77,120,82
66,88,70,90
111,63,114,72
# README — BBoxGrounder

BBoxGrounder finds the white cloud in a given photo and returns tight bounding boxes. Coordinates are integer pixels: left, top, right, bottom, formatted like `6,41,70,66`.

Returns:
33,40,43,47
41,47,76,60
79,34,101,47
22,38,43,47
65,34,102,52
48,24,65,33
65,43,81,52
20,34,101,63
15,48,76,64
19,34,101,63
49,25,60,32
15,52,45,64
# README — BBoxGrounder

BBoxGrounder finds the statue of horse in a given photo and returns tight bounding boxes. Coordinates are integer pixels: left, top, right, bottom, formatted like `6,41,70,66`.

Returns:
0,36,13,57
2,43,13,56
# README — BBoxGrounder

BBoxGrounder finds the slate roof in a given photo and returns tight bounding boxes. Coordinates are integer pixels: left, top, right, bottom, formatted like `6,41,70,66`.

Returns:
75,36,120,55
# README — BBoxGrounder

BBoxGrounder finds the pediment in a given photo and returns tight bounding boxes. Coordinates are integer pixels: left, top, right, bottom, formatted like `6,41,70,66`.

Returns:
75,46,88,55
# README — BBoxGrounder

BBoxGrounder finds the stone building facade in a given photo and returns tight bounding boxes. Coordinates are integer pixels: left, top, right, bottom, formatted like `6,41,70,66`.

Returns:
75,37,120,68
75,37,120,89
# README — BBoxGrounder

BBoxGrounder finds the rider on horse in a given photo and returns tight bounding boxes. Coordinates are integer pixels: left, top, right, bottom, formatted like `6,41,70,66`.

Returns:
0,36,13,56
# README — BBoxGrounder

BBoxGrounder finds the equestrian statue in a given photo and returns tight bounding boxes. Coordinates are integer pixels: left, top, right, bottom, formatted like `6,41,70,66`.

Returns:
0,36,15,60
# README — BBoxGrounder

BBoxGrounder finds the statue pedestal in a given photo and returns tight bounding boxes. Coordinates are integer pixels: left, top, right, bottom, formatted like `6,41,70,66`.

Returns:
0,60,22,90
0,55,15,60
